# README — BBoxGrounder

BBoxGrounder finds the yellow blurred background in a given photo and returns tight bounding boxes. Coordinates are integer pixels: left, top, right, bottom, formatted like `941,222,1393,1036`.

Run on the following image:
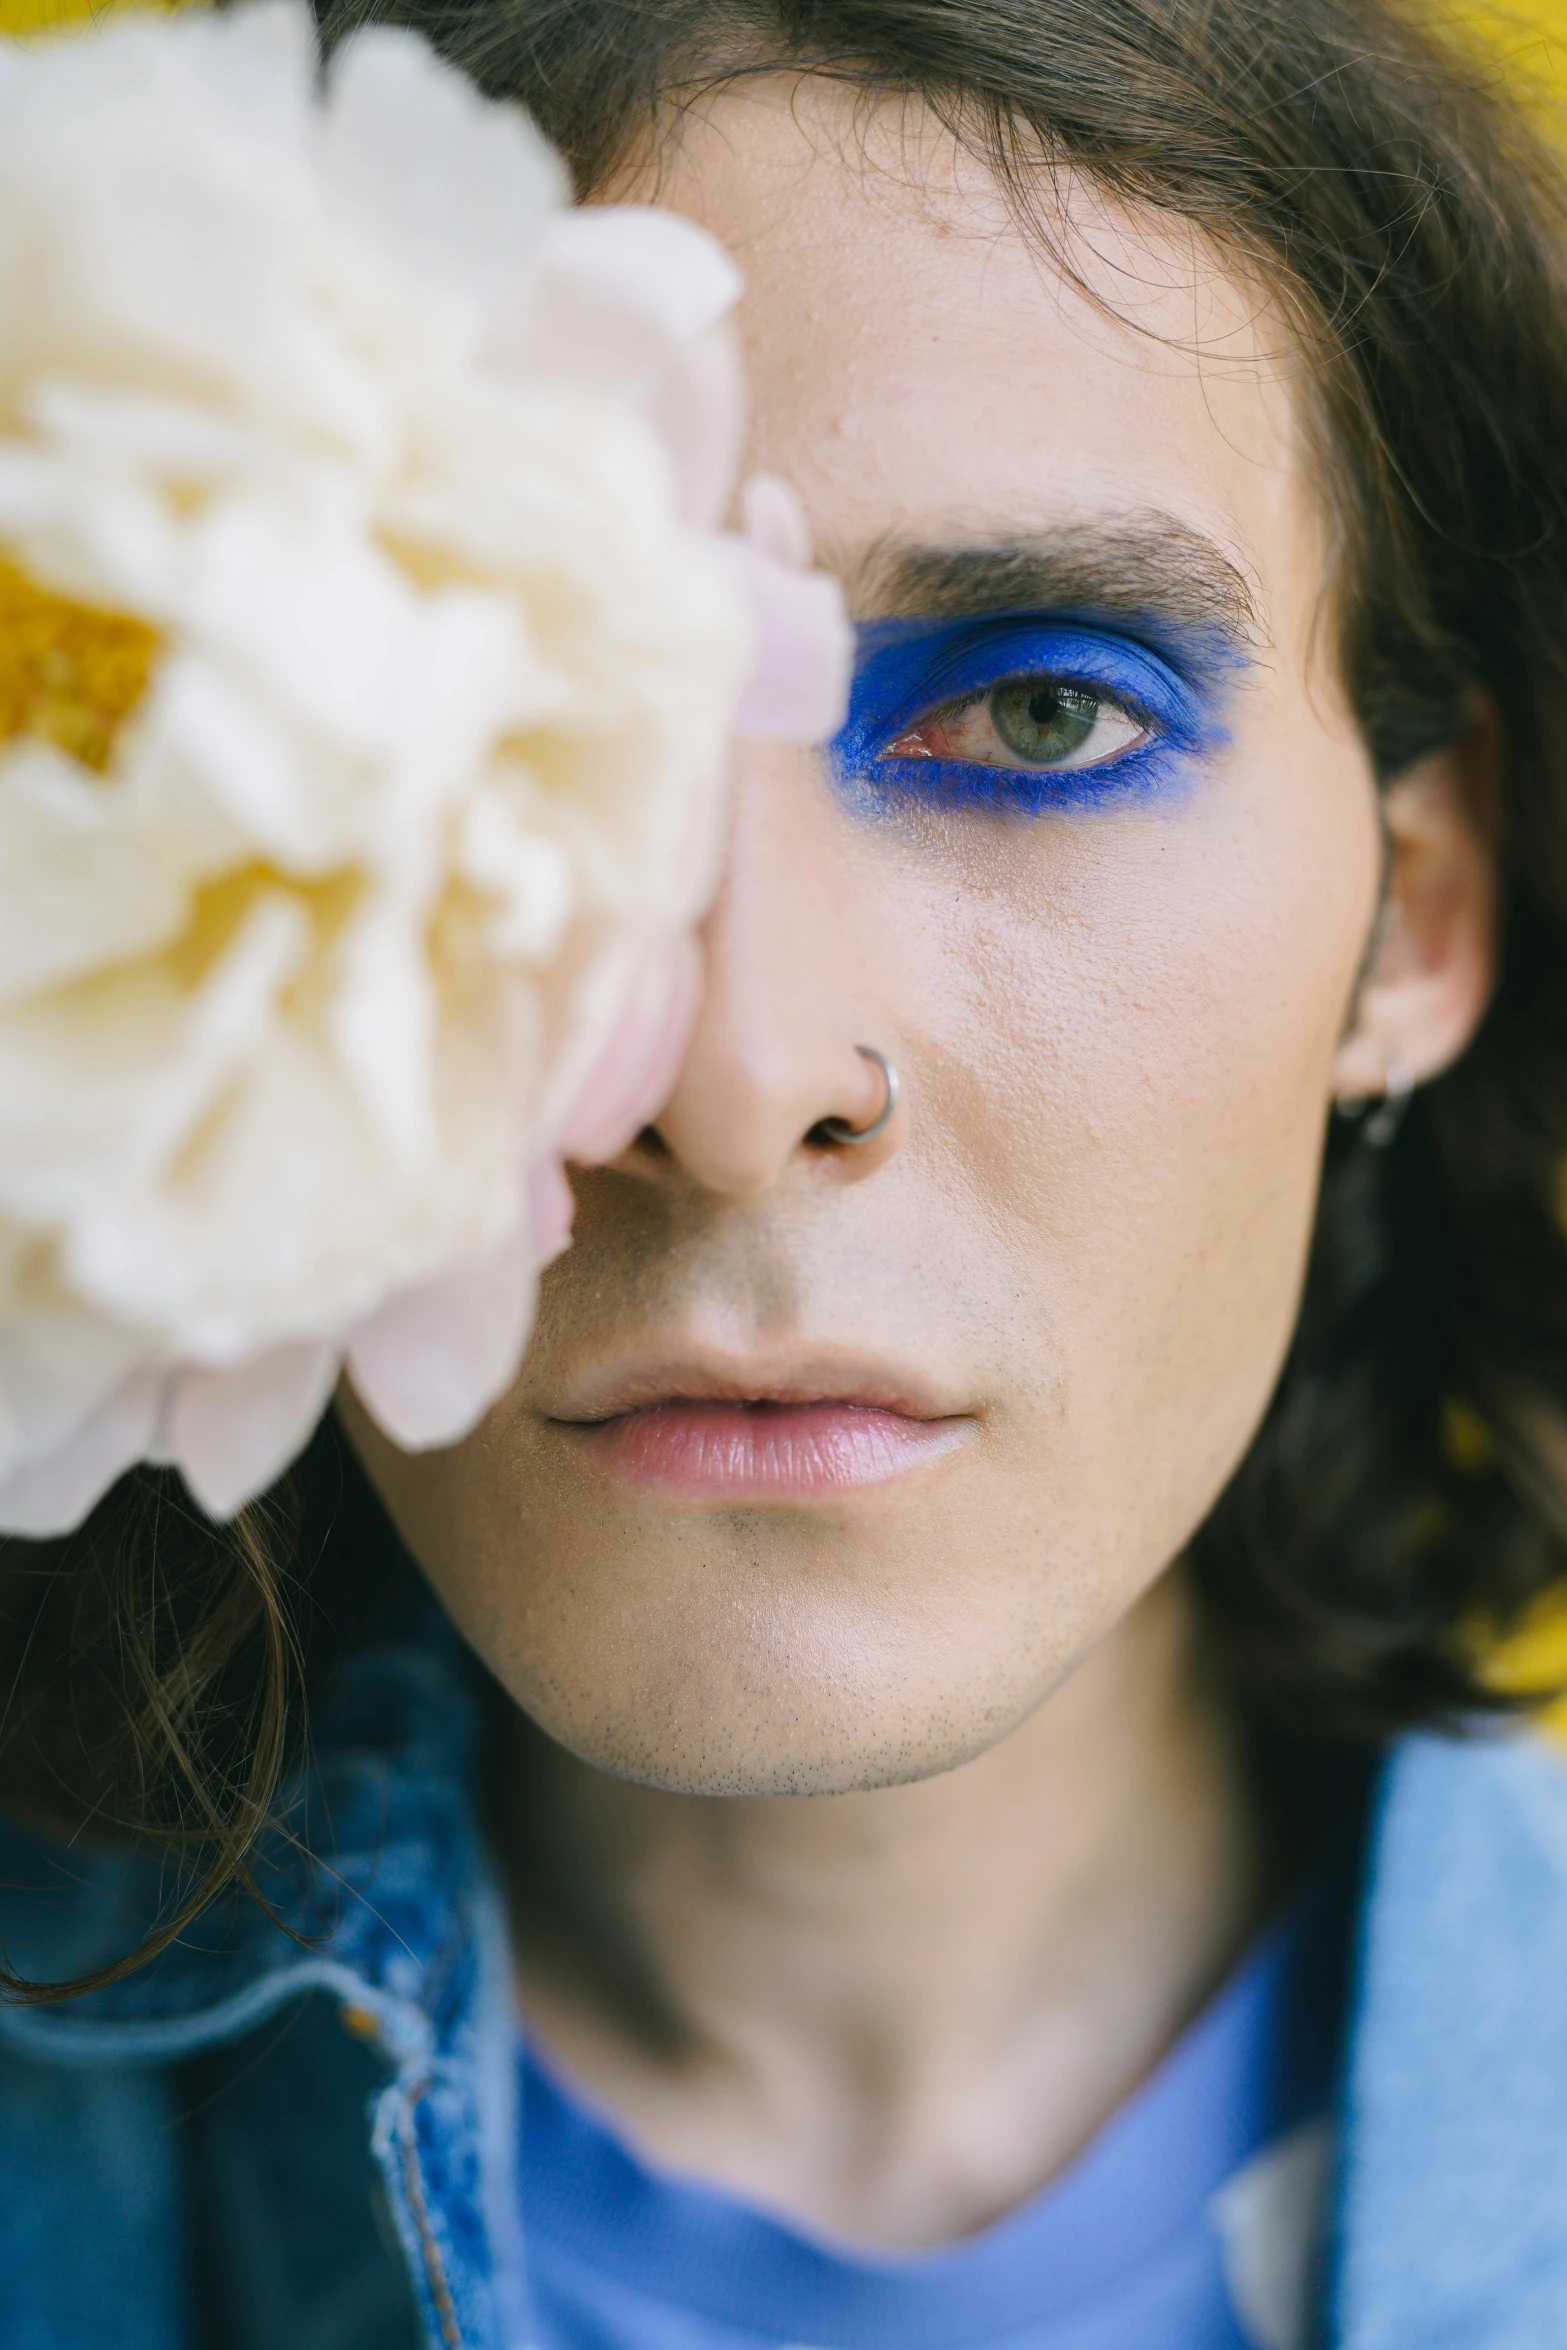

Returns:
0,0,177,27
1449,0,1567,96
0,0,1565,1727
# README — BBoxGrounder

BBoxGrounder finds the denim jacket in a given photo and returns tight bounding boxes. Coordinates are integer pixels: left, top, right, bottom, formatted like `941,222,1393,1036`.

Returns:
2,1624,1566,2350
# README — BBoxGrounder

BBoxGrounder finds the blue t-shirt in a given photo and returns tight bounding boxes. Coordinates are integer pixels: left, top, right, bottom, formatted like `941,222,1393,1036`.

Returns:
516,1878,1349,2350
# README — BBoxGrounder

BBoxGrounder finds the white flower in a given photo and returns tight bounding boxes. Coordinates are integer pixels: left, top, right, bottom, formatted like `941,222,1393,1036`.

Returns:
0,1,850,1534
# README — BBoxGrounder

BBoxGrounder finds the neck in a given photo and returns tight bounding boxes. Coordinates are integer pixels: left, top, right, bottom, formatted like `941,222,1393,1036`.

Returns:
502,1571,1273,2249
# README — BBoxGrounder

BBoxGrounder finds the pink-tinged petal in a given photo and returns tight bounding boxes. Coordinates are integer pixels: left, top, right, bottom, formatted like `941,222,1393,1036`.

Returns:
324,25,568,314
740,474,814,570
167,1343,338,1521
0,1370,163,1537
346,1232,538,1452
528,1155,576,1264
518,211,747,528
644,323,746,533
535,206,743,351
725,539,852,744
556,930,701,1165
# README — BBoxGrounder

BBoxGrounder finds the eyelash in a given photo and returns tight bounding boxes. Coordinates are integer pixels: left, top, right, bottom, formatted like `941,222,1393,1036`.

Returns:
830,618,1222,817
881,675,1151,782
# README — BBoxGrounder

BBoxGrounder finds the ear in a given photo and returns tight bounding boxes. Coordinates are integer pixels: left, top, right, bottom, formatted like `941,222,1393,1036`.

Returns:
1333,707,1501,1102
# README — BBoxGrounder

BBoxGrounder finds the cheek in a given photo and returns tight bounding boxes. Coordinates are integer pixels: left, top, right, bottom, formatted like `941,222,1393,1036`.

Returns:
913,723,1381,1539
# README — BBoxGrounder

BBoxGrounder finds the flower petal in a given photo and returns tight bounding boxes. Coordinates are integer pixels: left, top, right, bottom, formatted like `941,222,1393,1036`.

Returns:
323,21,566,318
556,929,701,1164
0,1260,150,1482
346,1230,537,1451
0,3,779,1530
167,1340,337,1520
726,536,852,743
0,1368,162,1537
0,742,190,1002
181,494,423,758
740,473,814,570
0,888,310,1229
646,324,747,535
536,207,743,349
528,1154,576,1264
521,209,746,527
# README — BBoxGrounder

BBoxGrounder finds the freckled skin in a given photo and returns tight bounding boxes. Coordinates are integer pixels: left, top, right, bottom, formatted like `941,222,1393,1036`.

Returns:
346,86,1386,1799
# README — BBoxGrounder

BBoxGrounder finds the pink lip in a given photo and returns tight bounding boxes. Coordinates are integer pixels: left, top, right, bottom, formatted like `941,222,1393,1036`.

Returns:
556,1396,970,1498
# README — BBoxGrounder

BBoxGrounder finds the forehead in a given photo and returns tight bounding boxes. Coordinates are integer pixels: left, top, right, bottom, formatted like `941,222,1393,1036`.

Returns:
650,79,1319,645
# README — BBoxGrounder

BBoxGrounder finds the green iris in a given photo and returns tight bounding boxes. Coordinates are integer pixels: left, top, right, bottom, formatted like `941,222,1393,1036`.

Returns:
989,678,1100,766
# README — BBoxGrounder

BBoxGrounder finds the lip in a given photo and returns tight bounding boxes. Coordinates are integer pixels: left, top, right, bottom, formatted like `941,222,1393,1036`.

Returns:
546,1356,974,1499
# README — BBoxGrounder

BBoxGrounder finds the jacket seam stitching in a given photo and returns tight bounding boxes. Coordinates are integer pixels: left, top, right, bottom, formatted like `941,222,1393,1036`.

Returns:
399,2078,466,2350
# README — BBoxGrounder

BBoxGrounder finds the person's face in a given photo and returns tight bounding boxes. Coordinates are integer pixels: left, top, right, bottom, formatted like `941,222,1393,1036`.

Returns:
347,85,1397,1792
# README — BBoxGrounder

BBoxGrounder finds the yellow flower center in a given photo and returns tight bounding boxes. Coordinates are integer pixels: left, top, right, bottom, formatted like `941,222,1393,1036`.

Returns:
0,552,162,774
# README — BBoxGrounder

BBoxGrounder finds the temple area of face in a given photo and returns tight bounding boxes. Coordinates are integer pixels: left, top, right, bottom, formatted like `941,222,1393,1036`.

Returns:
844,520,1266,659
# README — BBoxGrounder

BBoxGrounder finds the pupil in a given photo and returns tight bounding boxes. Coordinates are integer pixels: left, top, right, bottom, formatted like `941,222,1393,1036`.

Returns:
990,678,1098,765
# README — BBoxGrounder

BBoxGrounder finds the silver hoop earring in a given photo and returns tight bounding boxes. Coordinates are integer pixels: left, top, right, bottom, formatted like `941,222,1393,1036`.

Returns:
816,1046,899,1147
1363,1055,1414,1149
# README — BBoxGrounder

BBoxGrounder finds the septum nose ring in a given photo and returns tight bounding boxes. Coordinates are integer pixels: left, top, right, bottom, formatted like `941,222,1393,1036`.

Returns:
815,1045,899,1147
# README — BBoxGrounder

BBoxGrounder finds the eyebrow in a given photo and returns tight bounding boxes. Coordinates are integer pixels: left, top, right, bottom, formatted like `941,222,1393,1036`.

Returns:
844,516,1265,652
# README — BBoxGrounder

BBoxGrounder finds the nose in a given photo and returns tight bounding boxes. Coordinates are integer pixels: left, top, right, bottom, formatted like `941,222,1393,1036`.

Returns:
638,741,905,1201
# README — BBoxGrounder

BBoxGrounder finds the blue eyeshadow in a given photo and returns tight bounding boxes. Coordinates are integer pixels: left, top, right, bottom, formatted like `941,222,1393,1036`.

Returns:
829,612,1243,816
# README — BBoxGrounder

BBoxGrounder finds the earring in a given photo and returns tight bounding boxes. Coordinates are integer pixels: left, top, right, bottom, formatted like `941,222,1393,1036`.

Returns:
1362,1055,1415,1149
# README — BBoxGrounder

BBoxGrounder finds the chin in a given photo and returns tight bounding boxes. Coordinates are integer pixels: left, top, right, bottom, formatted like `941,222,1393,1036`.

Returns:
459,1560,1083,1799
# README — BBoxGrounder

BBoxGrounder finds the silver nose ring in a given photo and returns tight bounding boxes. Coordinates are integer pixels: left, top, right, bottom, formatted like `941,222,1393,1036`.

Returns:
817,1046,899,1147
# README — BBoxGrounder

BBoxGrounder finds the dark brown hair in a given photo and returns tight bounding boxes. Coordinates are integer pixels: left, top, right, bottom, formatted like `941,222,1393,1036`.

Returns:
8,0,1567,1997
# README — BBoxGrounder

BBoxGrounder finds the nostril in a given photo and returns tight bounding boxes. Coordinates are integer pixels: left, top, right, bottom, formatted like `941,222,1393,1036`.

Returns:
804,1115,880,1151
810,1047,900,1149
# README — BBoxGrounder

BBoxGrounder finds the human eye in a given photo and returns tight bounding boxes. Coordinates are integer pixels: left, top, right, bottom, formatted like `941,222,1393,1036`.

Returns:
881,674,1149,774
831,614,1213,817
